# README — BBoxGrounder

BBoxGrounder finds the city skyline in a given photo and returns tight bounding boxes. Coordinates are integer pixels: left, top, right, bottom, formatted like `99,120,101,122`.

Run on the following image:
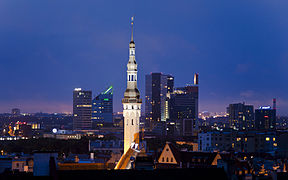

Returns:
0,1,288,115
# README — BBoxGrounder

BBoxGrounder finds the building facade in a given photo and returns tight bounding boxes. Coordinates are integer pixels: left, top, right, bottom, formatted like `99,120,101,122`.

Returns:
92,86,113,127
169,85,199,136
227,103,254,130
145,73,174,131
198,130,277,153
255,106,276,130
73,88,92,130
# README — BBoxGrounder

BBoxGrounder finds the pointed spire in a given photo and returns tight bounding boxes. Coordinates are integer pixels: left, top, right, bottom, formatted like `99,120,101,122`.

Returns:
131,16,134,42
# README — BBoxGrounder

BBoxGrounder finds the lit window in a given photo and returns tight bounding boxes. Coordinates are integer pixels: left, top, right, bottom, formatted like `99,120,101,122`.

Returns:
266,137,270,141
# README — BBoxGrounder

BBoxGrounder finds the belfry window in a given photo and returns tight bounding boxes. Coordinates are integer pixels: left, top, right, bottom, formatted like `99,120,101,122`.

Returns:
131,75,134,81
132,119,134,125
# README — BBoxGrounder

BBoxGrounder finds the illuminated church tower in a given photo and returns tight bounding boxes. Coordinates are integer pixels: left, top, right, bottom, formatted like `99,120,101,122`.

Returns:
122,17,142,154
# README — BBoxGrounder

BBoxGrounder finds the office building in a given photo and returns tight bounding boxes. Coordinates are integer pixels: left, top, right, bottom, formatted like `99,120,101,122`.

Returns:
227,103,254,130
92,86,113,127
169,84,199,136
255,106,276,130
73,88,92,130
145,73,174,131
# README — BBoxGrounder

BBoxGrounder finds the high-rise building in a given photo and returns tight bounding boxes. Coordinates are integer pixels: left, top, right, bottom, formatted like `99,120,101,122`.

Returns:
122,17,142,154
169,84,199,136
73,88,92,130
145,73,174,131
227,102,254,130
92,86,113,127
255,106,276,130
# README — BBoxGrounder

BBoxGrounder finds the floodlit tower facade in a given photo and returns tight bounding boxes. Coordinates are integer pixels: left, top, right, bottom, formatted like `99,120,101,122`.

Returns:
122,17,142,154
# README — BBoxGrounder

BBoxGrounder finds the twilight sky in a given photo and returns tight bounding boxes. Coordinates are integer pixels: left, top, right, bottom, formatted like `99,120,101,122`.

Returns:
0,0,288,115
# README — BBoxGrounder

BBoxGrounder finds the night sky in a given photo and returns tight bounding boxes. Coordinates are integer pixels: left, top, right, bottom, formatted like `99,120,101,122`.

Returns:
0,0,288,115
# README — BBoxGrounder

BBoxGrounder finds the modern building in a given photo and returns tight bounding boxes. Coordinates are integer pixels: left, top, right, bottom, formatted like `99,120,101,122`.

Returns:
227,102,254,130
122,17,142,154
92,86,113,127
169,84,199,136
145,73,174,131
73,88,92,130
255,106,276,130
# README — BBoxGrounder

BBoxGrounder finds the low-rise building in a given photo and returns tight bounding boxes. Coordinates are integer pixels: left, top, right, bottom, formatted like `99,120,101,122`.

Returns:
157,142,221,168
198,130,277,153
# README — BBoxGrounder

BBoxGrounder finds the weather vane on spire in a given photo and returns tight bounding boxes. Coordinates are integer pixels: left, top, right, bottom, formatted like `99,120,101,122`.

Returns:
131,16,134,42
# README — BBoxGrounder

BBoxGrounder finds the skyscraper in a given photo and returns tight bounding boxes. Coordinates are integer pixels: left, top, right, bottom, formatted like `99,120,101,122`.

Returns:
92,86,113,127
169,84,199,136
122,17,142,154
255,106,276,130
73,88,92,130
145,73,174,131
227,102,254,130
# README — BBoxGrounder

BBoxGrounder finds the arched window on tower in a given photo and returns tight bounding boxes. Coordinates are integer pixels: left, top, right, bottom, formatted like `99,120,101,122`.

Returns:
132,119,134,125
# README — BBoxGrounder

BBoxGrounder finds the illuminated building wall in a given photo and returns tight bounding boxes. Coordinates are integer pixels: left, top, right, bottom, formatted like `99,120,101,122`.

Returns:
227,103,254,130
73,88,92,130
92,86,113,127
198,130,277,153
122,18,142,154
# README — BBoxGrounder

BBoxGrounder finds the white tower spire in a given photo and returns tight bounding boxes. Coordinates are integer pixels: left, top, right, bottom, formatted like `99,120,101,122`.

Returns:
122,17,142,154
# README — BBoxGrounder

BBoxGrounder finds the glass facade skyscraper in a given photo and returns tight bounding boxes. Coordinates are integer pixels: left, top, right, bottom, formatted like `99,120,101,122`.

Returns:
145,73,174,131
92,86,113,126
169,85,199,136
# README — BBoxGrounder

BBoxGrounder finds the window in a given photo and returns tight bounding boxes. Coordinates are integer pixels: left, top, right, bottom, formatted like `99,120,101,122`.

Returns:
166,157,169,162
162,157,164,162
131,75,134,81
171,158,173,162
132,119,134,125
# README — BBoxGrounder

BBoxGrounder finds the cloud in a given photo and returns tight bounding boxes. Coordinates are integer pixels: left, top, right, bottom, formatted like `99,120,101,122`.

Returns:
240,90,255,98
